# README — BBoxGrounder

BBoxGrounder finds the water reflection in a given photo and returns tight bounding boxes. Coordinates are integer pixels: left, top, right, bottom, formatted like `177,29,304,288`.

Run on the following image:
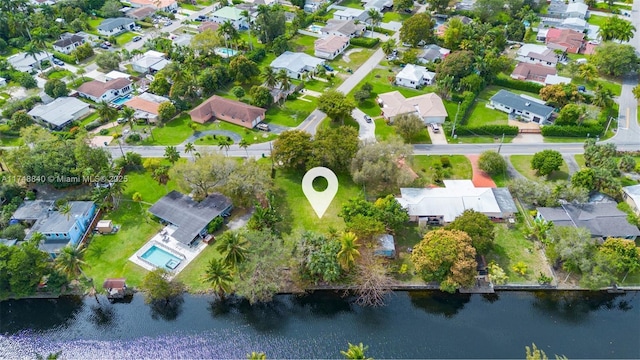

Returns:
0,296,84,334
88,303,116,329
292,291,353,317
531,291,633,324
408,291,471,317
149,295,184,321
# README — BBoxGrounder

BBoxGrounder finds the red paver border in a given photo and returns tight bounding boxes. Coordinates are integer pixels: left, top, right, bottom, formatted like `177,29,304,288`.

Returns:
467,154,497,188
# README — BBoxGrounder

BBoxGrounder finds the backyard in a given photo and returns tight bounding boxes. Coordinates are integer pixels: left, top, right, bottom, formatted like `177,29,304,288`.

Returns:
510,155,570,181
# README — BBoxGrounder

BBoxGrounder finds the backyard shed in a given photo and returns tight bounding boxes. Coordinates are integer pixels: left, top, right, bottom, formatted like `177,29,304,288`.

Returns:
97,220,114,234
374,234,396,258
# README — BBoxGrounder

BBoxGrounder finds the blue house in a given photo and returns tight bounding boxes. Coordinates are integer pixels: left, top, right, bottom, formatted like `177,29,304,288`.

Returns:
12,200,96,256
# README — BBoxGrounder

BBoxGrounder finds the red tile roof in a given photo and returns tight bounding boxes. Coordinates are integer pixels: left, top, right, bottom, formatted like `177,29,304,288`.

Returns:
77,78,132,99
189,95,266,128
545,28,584,53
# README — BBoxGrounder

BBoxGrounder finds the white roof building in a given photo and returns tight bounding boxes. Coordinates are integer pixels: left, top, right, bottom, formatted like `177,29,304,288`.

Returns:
544,74,572,85
270,51,325,79
28,97,91,130
395,64,436,89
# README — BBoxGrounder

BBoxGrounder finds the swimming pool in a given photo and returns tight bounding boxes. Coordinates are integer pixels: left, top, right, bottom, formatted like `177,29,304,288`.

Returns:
140,245,183,271
307,24,323,33
214,47,238,58
111,94,132,106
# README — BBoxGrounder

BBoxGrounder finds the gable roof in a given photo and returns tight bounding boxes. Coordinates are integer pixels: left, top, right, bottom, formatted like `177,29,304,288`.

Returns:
270,51,325,73
77,78,132,98
148,191,232,244
7,51,49,71
397,64,435,82
53,34,84,48
397,180,516,222
511,63,557,82
127,6,156,19
190,95,266,128
420,44,450,62
363,0,392,10
377,91,447,119
623,184,640,206
198,21,220,32
490,89,555,118
211,6,244,20
334,7,366,18
27,97,90,127
546,28,584,50
537,203,640,238
314,35,349,53
321,19,365,36
98,17,134,31
566,2,588,15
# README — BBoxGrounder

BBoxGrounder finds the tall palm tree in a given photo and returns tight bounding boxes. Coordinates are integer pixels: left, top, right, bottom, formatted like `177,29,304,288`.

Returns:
76,67,86,82
24,42,43,73
262,66,278,89
218,137,232,156
59,202,72,221
337,232,360,271
218,21,238,52
215,231,249,268
164,145,180,164
202,258,233,300
55,245,88,280
30,232,45,246
276,69,290,105
184,142,196,156
152,165,170,190
132,192,144,214
578,64,597,83
340,343,371,360
240,9,253,50
239,139,249,157
122,106,136,131
96,101,118,124
593,85,614,109
247,352,266,360
381,38,397,55
367,9,382,37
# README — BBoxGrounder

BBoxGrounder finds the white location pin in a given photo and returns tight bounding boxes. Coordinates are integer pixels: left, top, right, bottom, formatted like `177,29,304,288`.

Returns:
302,167,339,219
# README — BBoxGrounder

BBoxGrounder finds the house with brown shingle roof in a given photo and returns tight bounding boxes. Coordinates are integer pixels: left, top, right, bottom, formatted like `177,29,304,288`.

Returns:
77,78,133,103
314,35,350,60
126,6,156,20
124,92,170,123
377,91,447,124
510,63,557,84
545,28,585,54
198,22,220,33
189,95,266,129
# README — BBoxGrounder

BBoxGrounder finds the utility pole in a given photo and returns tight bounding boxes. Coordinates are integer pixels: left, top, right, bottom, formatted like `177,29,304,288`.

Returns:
497,133,505,154
451,101,461,138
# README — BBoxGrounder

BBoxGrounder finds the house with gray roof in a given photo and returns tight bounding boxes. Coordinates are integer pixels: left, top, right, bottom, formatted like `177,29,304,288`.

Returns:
98,17,135,36
28,97,91,130
270,51,325,79
418,44,450,64
7,51,51,73
536,203,640,240
490,89,555,124
148,191,232,245
362,0,392,12
397,180,517,226
321,19,366,38
52,34,85,54
622,184,640,216
209,6,248,29
12,200,97,256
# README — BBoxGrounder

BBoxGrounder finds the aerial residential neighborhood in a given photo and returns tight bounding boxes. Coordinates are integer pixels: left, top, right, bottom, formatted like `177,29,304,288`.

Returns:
1,0,640,346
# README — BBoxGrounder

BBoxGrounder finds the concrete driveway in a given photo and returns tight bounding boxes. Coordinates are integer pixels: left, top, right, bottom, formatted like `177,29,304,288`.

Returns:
427,125,448,144
352,108,376,142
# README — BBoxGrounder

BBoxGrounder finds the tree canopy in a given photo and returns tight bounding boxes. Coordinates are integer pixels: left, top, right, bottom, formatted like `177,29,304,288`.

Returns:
350,138,414,194
531,149,563,177
445,210,496,254
591,42,638,77
399,13,435,47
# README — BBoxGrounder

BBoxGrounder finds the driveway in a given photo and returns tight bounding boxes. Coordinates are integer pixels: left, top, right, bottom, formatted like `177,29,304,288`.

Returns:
427,126,447,144
467,154,497,188
352,108,376,142
562,154,581,175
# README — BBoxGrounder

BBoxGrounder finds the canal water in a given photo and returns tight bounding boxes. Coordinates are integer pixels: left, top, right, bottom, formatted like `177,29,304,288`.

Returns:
1,291,639,359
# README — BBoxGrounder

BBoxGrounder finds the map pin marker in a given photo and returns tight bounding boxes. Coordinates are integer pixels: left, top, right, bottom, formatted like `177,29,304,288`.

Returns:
302,167,339,219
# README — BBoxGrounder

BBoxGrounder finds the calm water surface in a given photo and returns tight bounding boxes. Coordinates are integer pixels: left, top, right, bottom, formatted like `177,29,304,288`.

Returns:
1,291,639,359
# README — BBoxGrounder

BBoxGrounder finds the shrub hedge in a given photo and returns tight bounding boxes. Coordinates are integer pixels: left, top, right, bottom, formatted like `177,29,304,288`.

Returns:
455,125,519,136
494,75,543,93
350,37,380,48
541,124,604,137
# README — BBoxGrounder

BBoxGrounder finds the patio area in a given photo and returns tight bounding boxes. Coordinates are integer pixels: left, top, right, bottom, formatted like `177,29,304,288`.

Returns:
129,225,209,278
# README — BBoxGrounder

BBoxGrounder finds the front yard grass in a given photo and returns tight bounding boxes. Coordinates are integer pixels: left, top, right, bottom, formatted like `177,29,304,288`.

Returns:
79,111,100,127
374,118,396,141
382,11,412,22
266,97,317,127
411,155,473,184
510,155,570,181
465,100,508,127
115,32,136,46
587,14,608,27
290,34,317,55
46,69,72,80
339,0,363,8
330,48,375,73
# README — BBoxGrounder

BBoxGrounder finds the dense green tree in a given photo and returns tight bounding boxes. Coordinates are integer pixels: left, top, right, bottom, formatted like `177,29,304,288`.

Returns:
95,52,121,71
446,210,496,254
249,86,273,108
531,149,563,177
393,113,424,143
9,110,32,131
478,151,507,176
547,226,595,273
598,238,640,277
619,155,636,173
7,242,49,297
350,138,413,194
599,16,636,42
399,13,435,47
474,0,505,22
393,0,413,10
44,79,68,98
373,195,409,233
539,84,583,108
100,0,122,17
554,104,585,126
149,72,171,96
411,229,477,293
255,5,286,44
436,50,474,84
309,126,359,172
506,21,526,42
345,214,386,243
317,90,355,125
443,17,465,50
426,0,449,12
230,55,259,83
298,231,342,284
140,268,185,304
591,42,638,77
571,168,595,190
231,85,245,99
272,130,313,171
224,158,272,208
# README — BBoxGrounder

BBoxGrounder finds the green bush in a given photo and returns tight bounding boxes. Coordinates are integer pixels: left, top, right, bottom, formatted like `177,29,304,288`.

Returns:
541,124,603,137
207,216,224,233
350,37,380,48
455,125,519,136
451,91,476,126
493,75,543,94
85,120,102,131
440,156,451,168
1,96,41,118
52,51,75,64
372,26,394,35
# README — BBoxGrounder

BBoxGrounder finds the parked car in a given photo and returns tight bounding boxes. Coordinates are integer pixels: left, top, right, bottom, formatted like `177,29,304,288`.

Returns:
104,41,112,47
256,123,270,131
117,117,126,124
52,58,64,66
364,115,372,123
133,26,142,31
164,21,172,26
577,85,586,93
133,36,142,42
323,64,334,72
430,123,440,133
99,43,109,49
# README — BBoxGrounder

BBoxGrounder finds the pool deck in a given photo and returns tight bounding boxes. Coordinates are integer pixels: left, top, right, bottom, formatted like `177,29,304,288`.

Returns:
128,225,208,278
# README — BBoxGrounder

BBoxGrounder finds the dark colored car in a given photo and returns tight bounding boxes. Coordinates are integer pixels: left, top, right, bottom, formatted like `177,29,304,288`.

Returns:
133,36,142,42
364,115,372,123
99,43,109,49
323,64,334,72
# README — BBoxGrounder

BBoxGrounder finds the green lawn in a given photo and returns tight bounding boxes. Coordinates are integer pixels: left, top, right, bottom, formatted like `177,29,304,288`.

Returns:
290,35,317,55
115,32,137,46
490,172,510,187
304,79,332,92
83,168,180,288
382,11,412,23
588,15,608,27
87,17,105,32
411,155,472,184
487,225,551,284
339,0,363,9
266,97,317,127
273,169,362,233
179,2,202,10
466,100,508,127
0,136,23,146
447,135,515,144
46,69,72,80
79,111,100,127
329,48,375,73
375,118,396,141
510,155,570,181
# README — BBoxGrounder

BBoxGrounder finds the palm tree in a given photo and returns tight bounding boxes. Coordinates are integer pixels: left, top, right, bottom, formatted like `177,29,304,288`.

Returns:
239,139,249,157
132,192,144,217
218,137,232,156
340,343,371,360
367,9,382,37
262,66,278,89
276,69,290,105
59,202,72,221
164,145,180,164
337,232,360,271
593,85,614,109
247,352,266,360
30,232,45,246
184,142,196,156
24,42,43,73
152,165,170,189
215,231,249,268
218,21,237,52
578,64,597,83
202,258,233,300
240,10,253,50
76,67,86,82
381,38,397,55
122,106,136,131
55,245,88,280
31,28,51,63
96,101,118,124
